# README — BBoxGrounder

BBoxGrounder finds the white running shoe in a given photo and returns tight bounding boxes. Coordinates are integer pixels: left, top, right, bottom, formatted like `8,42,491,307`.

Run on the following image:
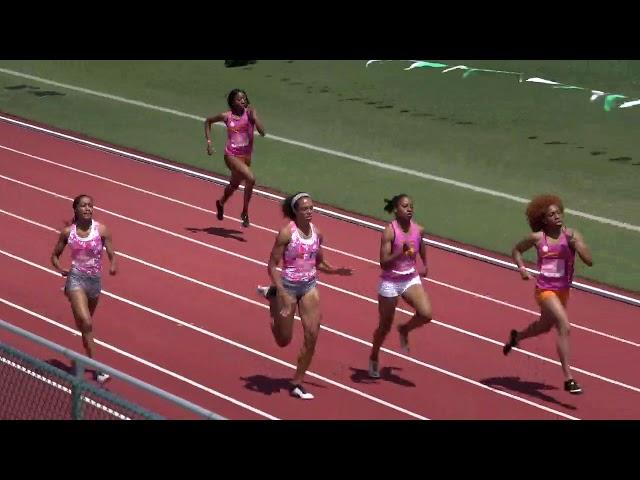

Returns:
257,285,276,299
95,372,110,384
368,359,381,379
290,384,314,400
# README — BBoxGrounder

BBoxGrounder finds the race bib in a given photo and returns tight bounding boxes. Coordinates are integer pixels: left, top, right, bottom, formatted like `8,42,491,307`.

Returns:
540,258,565,278
230,132,249,147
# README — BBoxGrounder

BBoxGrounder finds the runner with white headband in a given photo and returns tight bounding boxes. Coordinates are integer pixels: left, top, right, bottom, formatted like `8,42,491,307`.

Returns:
258,192,353,400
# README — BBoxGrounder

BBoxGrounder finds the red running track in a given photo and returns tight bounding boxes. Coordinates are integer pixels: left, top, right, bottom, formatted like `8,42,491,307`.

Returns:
0,117,639,420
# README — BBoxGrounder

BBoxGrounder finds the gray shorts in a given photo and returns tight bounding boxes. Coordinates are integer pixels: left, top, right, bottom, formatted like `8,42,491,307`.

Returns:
65,269,102,299
282,277,317,300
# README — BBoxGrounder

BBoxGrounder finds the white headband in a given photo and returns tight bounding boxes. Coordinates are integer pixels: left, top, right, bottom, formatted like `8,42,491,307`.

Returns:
291,192,311,211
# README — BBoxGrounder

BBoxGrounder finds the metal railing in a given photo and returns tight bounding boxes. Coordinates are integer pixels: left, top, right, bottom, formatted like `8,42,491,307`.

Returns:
0,318,225,420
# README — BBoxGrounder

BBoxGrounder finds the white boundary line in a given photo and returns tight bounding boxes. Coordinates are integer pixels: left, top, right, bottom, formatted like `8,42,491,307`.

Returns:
0,191,638,398
1,174,639,351
0,69,637,232
0,297,279,420
0,262,427,420
0,110,637,306
0,248,580,420
0,145,635,348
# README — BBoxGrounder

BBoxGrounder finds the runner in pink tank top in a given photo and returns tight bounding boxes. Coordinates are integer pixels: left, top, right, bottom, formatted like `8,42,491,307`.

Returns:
535,230,576,291
223,108,254,159
368,194,433,379
257,192,353,400
204,89,266,228
380,219,422,281
67,220,103,276
51,194,118,383
281,221,320,283
503,195,593,394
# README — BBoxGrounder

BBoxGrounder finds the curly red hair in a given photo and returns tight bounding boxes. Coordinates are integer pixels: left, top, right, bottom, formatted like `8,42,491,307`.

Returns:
525,194,564,232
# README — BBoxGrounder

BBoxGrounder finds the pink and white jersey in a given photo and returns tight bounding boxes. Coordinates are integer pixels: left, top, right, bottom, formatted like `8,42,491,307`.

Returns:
535,230,575,290
224,109,255,158
282,222,320,283
68,220,103,276
381,220,421,281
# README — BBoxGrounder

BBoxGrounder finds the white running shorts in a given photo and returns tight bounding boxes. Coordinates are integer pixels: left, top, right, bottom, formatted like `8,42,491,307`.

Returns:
378,275,421,298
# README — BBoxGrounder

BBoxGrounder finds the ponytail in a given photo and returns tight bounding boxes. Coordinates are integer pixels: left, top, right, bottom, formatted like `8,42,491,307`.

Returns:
383,194,409,213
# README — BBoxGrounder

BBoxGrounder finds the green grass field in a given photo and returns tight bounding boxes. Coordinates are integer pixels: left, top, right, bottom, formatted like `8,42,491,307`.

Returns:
0,60,638,291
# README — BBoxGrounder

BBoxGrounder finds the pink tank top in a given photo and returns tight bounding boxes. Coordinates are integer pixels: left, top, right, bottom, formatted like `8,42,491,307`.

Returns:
381,220,421,281
68,220,103,276
224,109,254,158
535,231,575,290
282,222,319,283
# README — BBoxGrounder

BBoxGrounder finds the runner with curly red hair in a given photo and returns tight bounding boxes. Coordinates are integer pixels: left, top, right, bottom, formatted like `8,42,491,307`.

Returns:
503,194,593,394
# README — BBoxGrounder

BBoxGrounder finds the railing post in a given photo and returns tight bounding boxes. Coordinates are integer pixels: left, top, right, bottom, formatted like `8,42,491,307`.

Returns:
71,360,84,420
